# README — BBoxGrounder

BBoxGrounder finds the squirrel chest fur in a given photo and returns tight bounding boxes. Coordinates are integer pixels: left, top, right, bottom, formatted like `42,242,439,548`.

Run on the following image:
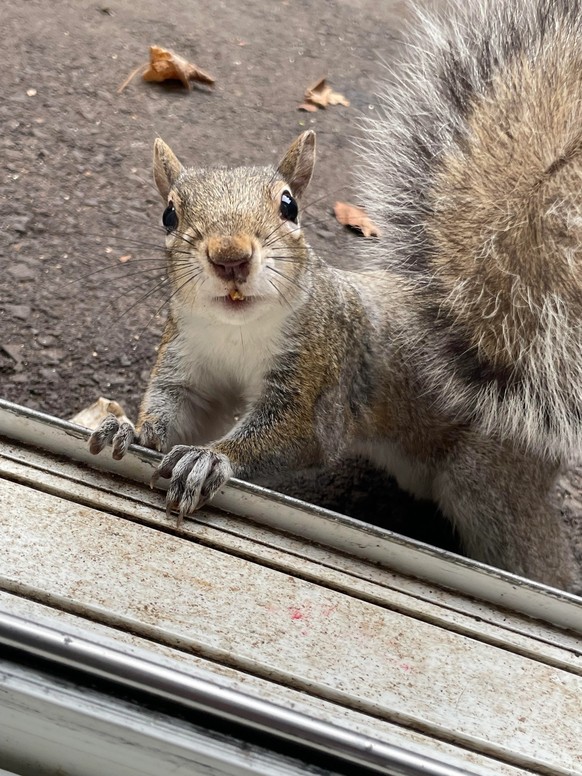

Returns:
90,0,582,593
163,307,287,444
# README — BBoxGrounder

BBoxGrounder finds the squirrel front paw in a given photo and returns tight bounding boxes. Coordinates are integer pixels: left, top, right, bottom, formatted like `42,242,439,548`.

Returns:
153,445,233,525
88,414,166,459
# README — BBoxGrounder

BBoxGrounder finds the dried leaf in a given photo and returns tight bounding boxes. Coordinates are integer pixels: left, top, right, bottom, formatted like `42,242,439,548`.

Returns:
300,77,349,111
118,45,215,93
70,397,132,430
144,45,215,88
297,102,318,113
333,201,381,238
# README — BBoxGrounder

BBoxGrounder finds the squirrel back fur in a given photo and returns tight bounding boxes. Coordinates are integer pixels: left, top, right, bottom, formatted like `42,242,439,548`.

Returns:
359,0,582,462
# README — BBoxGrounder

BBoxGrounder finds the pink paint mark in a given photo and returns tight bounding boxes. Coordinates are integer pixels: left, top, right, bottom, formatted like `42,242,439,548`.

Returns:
321,604,338,617
289,607,304,620
399,663,411,672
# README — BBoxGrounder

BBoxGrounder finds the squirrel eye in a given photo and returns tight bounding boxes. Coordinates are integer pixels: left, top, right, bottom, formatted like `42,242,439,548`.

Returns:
280,190,298,223
162,201,178,232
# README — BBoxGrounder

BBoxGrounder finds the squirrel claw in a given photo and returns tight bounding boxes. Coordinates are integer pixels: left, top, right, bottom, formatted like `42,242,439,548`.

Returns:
88,414,121,455
89,415,166,462
176,507,187,531
112,422,136,459
88,414,136,459
158,445,234,518
165,499,185,532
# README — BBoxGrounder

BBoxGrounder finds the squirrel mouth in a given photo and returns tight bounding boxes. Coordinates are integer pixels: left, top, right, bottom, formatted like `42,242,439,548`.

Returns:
217,289,253,309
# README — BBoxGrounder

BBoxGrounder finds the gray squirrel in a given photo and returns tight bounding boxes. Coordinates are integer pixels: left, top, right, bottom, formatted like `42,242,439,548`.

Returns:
90,0,582,591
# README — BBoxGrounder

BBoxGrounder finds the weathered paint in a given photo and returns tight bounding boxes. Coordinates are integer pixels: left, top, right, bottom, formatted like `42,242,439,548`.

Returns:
2,477,581,774
1,442,581,671
0,399,580,633
0,400,581,776
0,591,528,776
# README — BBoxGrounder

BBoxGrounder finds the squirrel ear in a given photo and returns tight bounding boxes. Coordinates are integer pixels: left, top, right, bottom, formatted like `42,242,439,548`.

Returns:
277,131,316,198
153,138,184,200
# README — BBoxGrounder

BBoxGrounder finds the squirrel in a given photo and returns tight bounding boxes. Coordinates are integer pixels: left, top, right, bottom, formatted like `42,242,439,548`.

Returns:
89,0,582,592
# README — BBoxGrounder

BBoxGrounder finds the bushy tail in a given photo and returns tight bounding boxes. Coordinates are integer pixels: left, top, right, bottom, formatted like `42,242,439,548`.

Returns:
360,0,582,461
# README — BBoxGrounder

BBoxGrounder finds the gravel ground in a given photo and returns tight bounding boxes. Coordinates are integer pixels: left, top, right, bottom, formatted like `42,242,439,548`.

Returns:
1,0,580,589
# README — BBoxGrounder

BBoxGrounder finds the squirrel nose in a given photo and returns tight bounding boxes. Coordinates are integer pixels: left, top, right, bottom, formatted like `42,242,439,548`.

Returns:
207,235,253,281
211,258,251,281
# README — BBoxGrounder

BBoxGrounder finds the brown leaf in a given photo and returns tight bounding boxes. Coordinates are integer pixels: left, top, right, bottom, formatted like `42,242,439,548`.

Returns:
143,45,215,88
118,45,215,93
300,77,349,111
70,397,132,430
333,201,381,238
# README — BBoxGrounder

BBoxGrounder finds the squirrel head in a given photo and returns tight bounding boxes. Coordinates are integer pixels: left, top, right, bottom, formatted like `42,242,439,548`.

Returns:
153,131,316,325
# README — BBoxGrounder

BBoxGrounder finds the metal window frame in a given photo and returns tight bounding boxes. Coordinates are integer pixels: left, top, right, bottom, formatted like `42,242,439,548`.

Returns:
0,610,474,776
1,398,581,776
0,398,580,633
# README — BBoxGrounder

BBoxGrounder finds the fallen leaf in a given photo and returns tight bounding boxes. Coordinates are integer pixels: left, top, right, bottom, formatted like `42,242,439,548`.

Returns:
333,201,381,238
70,397,133,430
299,77,349,111
297,102,318,113
118,45,215,94
118,254,132,263
143,45,215,88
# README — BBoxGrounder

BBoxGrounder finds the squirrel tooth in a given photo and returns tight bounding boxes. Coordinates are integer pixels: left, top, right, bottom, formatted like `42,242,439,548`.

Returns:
229,289,245,301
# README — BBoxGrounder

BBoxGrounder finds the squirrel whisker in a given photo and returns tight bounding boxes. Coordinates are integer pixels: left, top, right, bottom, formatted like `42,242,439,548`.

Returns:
266,265,308,295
